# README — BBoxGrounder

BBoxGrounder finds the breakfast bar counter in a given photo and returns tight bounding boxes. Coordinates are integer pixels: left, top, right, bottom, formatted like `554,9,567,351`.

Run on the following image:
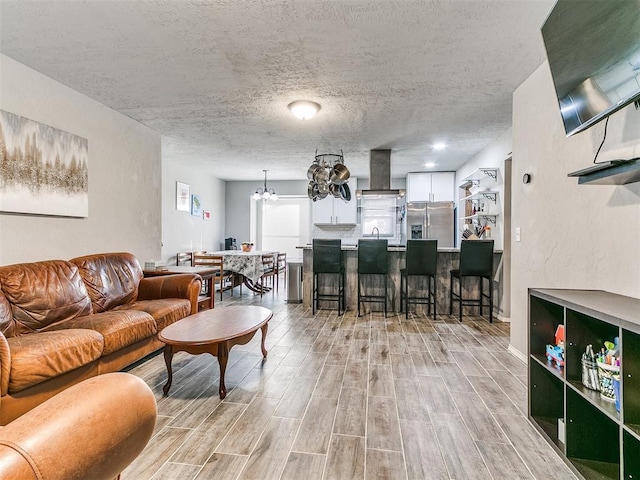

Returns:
298,245,503,316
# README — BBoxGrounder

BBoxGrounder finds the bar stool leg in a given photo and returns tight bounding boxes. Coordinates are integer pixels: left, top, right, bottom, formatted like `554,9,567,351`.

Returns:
458,276,463,322
337,272,342,316
357,274,361,317
341,271,346,313
404,274,409,319
489,277,494,323
449,274,454,315
432,276,437,318
312,273,317,315
383,274,387,318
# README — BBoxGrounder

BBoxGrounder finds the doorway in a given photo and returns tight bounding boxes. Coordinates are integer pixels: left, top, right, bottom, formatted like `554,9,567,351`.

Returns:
259,196,310,260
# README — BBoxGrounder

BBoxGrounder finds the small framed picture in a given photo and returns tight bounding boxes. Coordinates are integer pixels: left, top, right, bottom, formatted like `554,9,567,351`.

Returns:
191,194,202,217
203,210,211,220
176,182,190,212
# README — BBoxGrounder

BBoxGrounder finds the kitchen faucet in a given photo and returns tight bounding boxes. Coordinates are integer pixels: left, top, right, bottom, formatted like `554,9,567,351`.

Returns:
372,227,380,239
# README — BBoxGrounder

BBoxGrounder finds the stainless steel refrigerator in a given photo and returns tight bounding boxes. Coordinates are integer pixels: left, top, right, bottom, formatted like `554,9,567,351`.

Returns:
406,201,455,247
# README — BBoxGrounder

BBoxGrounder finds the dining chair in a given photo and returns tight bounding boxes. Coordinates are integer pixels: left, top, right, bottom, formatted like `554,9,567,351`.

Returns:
260,254,277,298
176,252,192,266
275,252,287,292
449,239,495,322
192,254,233,303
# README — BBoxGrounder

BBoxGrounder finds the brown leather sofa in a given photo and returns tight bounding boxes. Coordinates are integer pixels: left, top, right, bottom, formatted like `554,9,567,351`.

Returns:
0,252,201,425
0,372,157,480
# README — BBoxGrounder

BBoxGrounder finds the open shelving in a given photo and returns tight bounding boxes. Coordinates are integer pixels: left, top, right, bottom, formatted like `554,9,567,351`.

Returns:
459,167,499,185
459,191,499,203
458,167,500,245
529,289,640,480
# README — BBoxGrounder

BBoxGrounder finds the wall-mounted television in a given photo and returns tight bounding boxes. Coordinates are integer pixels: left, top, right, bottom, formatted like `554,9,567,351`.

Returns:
541,0,640,137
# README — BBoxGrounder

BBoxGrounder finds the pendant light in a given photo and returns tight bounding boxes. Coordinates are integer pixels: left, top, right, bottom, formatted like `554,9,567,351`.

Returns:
252,170,278,200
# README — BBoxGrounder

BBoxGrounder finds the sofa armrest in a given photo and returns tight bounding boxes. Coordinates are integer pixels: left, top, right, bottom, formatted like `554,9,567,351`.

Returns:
0,372,156,480
138,274,202,314
0,332,10,396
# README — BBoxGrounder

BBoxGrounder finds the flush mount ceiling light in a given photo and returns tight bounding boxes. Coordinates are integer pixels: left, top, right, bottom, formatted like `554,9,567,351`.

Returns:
252,170,278,200
424,162,436,168
433,142,447,150
288,100,321,120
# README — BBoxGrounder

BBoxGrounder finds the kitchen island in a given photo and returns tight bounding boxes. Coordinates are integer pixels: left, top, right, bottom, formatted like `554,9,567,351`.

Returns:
298,244,503,316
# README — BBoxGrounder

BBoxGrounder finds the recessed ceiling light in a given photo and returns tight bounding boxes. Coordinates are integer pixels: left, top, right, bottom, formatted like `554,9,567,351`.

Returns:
424,162,436,168
288,100,321,120
433,142,447,150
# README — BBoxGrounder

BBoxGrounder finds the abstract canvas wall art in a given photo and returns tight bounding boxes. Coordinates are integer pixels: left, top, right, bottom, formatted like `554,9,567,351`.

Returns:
0,110,88,217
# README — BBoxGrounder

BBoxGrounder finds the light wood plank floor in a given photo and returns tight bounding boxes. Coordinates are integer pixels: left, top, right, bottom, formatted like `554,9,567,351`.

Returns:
122,283,578,480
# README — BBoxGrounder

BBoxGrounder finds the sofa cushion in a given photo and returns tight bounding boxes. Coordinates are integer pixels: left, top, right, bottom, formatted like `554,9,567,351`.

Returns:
114,299,190,331
0,260,92,336
70,252,143,313
44,310,156,356
7,330,104,393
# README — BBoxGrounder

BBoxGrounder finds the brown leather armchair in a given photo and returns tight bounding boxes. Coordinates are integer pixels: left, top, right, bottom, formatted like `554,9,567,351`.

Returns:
0,372,156,480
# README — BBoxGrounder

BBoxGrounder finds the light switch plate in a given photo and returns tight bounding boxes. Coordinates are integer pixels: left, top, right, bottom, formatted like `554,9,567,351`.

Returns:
515,227,521,242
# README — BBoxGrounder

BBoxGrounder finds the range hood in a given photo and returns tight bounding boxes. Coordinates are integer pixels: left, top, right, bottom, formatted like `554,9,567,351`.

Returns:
356,149,406,198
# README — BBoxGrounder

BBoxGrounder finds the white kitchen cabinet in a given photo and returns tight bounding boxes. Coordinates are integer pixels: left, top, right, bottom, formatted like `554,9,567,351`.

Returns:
312,177,357,225
406,172,455,203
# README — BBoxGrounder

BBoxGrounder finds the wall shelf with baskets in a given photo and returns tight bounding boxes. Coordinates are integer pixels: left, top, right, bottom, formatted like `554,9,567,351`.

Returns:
529,288,640,480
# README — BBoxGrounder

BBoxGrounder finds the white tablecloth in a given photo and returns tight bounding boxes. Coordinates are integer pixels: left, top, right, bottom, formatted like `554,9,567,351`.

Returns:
207,251,278,283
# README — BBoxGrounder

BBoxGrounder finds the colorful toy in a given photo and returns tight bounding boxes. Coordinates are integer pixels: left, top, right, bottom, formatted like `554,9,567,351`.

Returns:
546,325,565,367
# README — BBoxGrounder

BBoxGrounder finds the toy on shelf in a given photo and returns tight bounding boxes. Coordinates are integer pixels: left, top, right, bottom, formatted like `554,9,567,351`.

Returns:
546,325,565,367
596,337,620,403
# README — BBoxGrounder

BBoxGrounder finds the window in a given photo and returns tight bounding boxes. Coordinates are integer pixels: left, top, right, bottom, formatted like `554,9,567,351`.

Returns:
360,197,397,237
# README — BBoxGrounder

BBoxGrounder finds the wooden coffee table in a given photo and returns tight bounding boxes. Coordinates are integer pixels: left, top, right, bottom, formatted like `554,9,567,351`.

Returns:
158,305,272,399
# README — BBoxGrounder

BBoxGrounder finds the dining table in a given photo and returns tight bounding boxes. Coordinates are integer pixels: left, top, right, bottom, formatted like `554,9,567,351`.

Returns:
207,250,279,294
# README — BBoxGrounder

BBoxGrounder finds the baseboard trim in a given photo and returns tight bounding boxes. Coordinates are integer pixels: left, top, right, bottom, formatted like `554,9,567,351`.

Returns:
508,344,527,364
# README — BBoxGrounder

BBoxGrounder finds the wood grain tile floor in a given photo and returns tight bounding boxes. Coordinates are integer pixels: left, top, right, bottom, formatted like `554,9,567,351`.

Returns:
122,287,578,480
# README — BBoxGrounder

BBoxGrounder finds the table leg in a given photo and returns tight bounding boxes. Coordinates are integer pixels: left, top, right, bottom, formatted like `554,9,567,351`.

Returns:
208,276,215,309
260,323,269,358
162,345,174,395
217,341,229,399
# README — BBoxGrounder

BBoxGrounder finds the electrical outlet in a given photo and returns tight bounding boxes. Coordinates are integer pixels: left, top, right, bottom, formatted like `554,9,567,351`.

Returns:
516,227,521,242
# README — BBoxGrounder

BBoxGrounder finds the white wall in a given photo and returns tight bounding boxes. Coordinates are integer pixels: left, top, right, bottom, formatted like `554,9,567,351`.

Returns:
455,129,512,252
161,158,226,264
510,61,640,355
0,54,162,264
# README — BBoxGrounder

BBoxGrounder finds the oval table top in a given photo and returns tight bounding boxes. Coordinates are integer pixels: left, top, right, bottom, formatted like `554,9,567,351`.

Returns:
159,306,272,346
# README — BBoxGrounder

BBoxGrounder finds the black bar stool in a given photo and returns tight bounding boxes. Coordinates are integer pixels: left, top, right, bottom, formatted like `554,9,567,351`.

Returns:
449,239,495,322
357,239,389,317
400,239,438,319
312,239,345,315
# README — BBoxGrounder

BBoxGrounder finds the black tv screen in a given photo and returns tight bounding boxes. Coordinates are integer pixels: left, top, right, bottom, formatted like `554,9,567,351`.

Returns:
541,0,640,137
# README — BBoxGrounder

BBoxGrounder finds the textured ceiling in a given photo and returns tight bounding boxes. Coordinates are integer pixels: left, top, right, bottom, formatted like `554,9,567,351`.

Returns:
0,0,554,181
